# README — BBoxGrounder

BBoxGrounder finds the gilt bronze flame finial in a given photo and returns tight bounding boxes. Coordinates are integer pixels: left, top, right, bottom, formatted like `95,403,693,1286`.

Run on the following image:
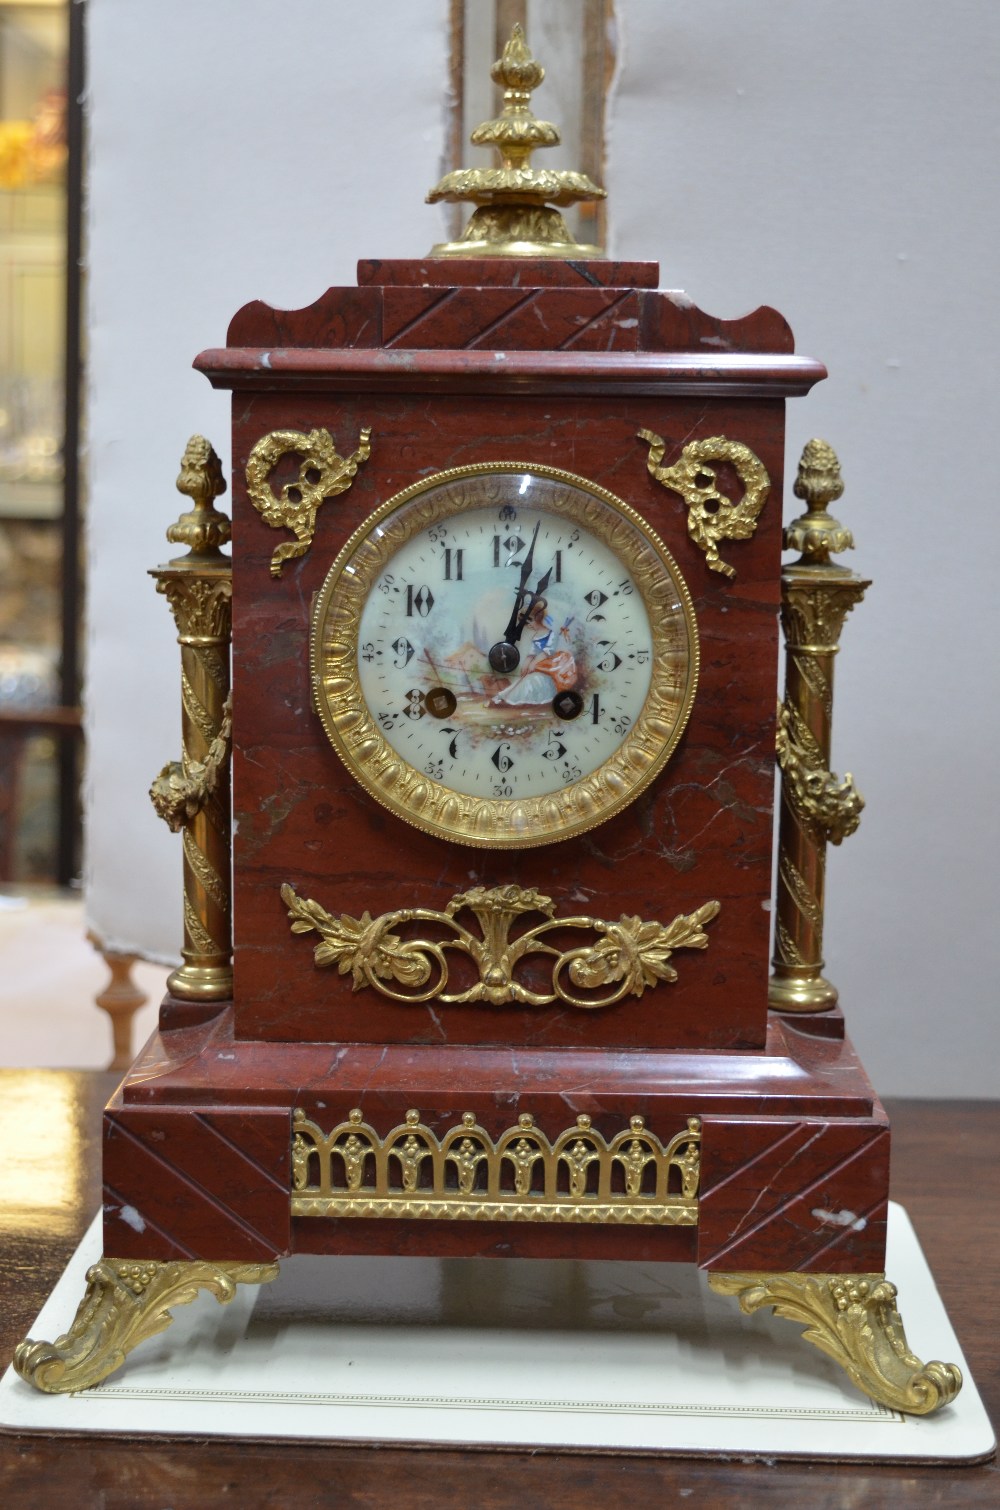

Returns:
166,435,230,560
784,438,854,564
427,23,605,258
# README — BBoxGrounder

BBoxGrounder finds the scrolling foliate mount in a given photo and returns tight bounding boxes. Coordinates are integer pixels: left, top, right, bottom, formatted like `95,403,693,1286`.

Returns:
246,425,372,576
637,432,770,578
15,1258,279,1395
281,882,720,1010
708,1272,962,1417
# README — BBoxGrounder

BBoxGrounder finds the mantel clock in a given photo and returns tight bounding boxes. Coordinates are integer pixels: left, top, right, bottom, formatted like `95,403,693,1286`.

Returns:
17,28,961,1417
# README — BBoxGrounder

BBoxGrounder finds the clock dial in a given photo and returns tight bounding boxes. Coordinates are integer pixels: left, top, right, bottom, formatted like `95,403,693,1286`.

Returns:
311,464,698,847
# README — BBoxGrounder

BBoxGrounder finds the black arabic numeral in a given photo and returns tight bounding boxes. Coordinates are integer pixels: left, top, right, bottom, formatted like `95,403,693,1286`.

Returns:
443,547,464,581
406,584,435,617
491,742,514,774
584,589,608,621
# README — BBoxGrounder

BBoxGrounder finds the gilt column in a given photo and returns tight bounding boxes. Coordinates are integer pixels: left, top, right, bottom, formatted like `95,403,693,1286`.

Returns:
769,440,869,1014
149,436,233,1002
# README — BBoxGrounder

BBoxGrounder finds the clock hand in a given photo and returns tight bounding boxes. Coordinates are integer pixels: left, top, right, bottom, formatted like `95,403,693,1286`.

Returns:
489,522,541,673
501,520,541,647
513,565,552,639
488,561,554,675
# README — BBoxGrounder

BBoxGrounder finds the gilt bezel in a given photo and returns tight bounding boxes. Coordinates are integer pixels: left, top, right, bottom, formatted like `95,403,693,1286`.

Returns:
310,462,699,848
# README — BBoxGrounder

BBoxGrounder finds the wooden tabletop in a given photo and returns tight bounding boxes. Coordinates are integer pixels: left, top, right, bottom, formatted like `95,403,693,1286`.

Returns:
0,1071,996,1507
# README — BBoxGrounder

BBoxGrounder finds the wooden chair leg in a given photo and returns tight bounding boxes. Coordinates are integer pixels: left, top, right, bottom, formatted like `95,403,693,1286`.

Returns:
89,935,148,1070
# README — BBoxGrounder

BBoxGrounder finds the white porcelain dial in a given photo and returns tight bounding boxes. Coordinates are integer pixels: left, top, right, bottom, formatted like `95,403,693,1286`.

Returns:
311,465,698,848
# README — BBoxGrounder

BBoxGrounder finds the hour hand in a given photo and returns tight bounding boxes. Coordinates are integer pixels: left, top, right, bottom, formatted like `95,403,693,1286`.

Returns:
489,524,548,672
502,521,540,646
514,565,552,636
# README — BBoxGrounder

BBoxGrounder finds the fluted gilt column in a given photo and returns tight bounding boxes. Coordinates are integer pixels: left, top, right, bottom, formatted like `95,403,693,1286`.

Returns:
149,436,233,1002
769,440,869,1013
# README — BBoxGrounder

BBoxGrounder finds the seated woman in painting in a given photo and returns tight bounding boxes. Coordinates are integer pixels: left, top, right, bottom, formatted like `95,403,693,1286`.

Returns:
489,601,577,707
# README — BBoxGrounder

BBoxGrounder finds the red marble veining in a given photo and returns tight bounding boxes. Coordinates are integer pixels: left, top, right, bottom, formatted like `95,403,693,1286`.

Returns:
227,389,784,1049
201,257,821,1054
380,285,643,351
356,258,662,288
131,1010,873,1117
198,347,823,396
210,259,805,369
103,1092,291,1262
104,1010,887,1269
698,1113,890,1272
106,254,887,1278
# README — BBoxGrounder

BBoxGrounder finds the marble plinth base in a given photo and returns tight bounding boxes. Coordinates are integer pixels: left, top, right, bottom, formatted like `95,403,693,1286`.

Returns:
2,1203,992,1462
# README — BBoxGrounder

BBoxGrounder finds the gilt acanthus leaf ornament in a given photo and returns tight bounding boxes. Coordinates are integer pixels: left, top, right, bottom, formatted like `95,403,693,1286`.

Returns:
14,1257,278,1395
281,883,721,1010
567,905,721,992
708,1272,963,1417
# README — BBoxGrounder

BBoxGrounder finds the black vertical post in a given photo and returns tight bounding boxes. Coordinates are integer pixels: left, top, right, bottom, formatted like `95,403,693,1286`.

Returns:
56,0,85,886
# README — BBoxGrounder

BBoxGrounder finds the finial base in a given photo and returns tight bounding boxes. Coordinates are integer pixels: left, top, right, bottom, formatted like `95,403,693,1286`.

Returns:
431,204,601,260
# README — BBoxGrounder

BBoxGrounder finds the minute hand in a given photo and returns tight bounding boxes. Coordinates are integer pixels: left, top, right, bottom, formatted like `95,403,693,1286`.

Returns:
513,566,553,641
502,521,540,646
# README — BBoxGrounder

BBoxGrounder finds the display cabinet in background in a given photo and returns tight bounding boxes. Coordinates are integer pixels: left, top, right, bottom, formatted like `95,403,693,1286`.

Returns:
0,0,82,887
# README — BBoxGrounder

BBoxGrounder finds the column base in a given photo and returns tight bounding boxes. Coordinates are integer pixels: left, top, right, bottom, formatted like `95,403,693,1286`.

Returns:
768,968,839,1013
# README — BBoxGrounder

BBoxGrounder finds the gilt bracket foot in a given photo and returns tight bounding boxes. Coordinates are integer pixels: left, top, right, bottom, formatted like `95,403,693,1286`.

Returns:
708,1270,962,1416
14,1256,280,1394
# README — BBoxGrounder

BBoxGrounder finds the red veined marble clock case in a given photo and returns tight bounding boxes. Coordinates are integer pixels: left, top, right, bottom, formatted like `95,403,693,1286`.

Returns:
102,255,890,1274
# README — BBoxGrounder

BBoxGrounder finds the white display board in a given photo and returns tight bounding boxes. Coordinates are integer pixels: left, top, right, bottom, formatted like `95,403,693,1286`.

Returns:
85,1,1000,1095
2,1203,993,1460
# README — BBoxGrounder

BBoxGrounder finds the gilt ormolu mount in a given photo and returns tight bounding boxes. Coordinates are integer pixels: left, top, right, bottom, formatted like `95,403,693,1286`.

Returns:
17,27,960,1416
